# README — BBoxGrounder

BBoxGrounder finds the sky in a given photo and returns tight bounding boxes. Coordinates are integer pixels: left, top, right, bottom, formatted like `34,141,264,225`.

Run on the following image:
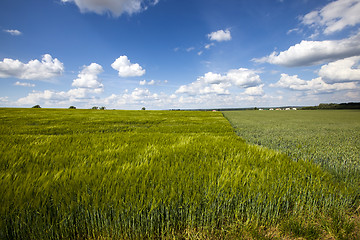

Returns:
0,0,360,109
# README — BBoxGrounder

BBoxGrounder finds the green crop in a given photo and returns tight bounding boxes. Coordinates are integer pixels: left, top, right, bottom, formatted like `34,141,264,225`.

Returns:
223,110,360,185
0,108,356,239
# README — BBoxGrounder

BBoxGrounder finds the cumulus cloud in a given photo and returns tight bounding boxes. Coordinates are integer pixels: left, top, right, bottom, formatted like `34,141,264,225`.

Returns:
319,56,360,83
226,68,262,87
208,29,232,42
130,88,154,100
61,0,159,17
0,54,64,80
16,62,104,106
253,32,360,67
3,29,22,36
271,73,357,93
72,63,104,89
244,84,265,96
111,55,145,77
301,0,360,35
102,88,167,108
139,79,166,85
17,90,69,105
176,68,262,96
14,81,35,87
17,87,103,106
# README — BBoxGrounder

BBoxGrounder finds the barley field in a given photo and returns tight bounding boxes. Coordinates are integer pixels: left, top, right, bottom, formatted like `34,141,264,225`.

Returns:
0,108,358,239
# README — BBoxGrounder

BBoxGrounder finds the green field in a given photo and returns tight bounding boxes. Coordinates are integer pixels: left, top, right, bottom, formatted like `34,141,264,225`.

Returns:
0,108,359,239
223,110,360,188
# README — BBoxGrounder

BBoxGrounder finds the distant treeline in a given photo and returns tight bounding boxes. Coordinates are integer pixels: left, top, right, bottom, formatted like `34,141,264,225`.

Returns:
301,102,360,110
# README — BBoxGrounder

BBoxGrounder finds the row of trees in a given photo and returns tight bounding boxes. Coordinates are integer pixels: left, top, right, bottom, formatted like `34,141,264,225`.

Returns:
32,105,147,110
301,102,360,110
32,105,106,110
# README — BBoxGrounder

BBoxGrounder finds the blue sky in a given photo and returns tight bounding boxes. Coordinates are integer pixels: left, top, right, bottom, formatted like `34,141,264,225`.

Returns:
1,0,359,109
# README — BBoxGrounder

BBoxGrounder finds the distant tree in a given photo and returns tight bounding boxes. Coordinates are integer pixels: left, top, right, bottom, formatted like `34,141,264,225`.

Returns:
141,107,146,110
99,106,106,110
32,105,41,108
69,106,76,109
92,106,98,110
254,107,258,110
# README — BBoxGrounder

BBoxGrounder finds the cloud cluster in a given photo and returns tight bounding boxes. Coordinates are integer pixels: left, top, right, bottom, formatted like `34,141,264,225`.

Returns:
16,62,104,106
14,81,35,87
301,0,360,35
139,79,167,85
3,29,22,36
176,68,262,96
15,55,148,107
111,55,145,77
17,88,103,106
271,73,357,94
0,54,64,80
208,29,232,42
254,32,360,67
103,88,165,108
61,0,159,17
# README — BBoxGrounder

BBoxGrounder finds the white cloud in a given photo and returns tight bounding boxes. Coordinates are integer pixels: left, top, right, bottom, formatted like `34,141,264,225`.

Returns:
205,43,214,49
244,84,265,96
226,68,262,87
130,88,153,100
16,62,104,107
17,87,103,106
301,0,360,35
271,73,357,93
319,56,360,83
103,88,167,108
0,97,9,104
17,90,69,105
176,68,261,96
0,54,64,80
111,55,145,77
14,81,35,87
208,29,232,42
61,0,159,17
186,47,195,52
72,63,104,89
4,29,22,36
147,80,156,85
139,79,166,85
286,28,301,35
253,32,360,67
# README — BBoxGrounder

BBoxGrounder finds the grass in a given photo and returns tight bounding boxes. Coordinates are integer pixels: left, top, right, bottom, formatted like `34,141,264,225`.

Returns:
0,108,358,239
